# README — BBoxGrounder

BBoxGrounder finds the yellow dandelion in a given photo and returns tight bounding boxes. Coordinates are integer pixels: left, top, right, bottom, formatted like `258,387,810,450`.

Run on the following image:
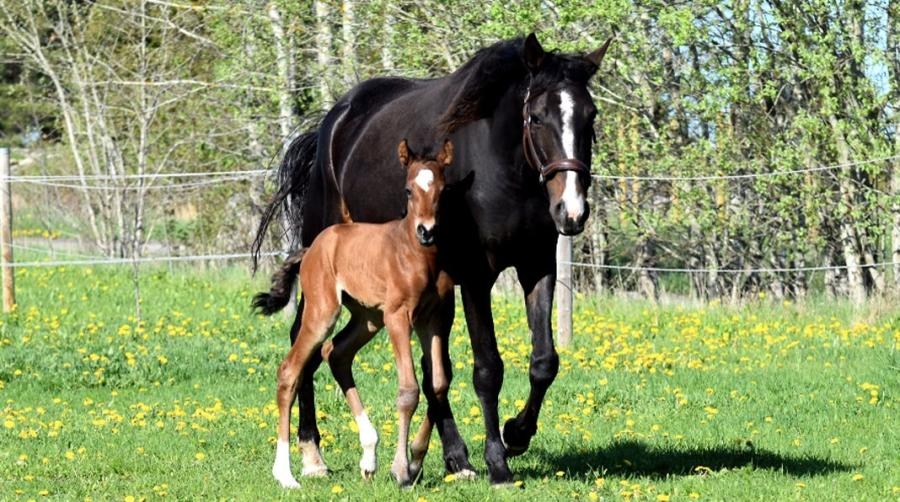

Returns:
852,473,864,482
331,485,344,494
657,495,670,502
195,452,206,461
443,473,456,483
64,451,75,461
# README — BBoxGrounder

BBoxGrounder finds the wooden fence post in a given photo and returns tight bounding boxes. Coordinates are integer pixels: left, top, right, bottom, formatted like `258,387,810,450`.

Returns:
556,235,573,347
0,147,14,312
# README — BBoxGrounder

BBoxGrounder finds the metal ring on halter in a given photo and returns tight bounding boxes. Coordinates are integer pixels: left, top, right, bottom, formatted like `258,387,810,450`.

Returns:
521,88,592,186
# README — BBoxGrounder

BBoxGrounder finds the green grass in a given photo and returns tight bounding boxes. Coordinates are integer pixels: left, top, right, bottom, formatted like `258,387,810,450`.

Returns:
1,262,898,501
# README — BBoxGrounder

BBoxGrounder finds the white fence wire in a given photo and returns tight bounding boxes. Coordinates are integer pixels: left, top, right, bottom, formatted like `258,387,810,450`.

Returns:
6,153,899,272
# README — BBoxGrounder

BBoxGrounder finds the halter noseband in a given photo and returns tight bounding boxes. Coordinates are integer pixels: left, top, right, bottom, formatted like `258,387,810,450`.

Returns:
522,87,591,185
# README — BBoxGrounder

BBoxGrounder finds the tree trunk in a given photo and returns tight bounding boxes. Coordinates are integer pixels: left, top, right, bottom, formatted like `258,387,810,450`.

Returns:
341,0,356,87
314,0,333,106
829,115,867,303
268,2,295,144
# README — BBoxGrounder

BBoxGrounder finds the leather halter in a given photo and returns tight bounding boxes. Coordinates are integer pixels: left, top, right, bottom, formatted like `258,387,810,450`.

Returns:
522,88,592,186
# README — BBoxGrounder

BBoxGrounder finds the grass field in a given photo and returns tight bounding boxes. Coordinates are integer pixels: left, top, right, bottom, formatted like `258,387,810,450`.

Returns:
1,262,898,501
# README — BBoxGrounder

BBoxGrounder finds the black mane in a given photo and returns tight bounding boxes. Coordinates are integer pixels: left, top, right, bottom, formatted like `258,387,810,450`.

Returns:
439,37,598,134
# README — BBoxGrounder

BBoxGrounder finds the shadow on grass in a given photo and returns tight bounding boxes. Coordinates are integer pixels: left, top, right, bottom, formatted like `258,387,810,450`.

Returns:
519,440,854,479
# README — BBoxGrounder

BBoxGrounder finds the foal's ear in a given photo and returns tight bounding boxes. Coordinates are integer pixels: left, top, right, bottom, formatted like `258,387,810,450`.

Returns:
523,33,545,73
585,35,614,70
437,139,453,167
397,139,411,167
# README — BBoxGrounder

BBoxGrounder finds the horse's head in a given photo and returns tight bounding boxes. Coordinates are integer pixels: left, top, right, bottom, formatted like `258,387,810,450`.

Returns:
520,33,612,236
398,139,453,246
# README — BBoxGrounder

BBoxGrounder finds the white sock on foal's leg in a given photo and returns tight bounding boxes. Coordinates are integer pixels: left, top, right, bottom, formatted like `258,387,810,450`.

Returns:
272,439,300,488
356,412,379,479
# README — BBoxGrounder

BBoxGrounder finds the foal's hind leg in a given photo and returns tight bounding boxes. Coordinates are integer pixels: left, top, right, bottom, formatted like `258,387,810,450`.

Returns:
289,294,329,477
272,295,340,488
323,308,383,479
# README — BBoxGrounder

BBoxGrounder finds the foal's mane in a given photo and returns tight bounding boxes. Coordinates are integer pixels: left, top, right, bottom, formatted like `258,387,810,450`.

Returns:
438,37,599,134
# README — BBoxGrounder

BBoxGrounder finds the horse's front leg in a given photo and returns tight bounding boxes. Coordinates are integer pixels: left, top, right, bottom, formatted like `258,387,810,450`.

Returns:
502,267,558,457
461,281,513,485
410,293,474,481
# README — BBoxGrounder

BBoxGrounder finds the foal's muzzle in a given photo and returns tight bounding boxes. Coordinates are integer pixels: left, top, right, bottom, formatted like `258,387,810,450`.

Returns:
416,224,436,246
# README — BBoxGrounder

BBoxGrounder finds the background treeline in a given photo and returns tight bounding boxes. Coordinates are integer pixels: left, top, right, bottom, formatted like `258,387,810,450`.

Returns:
0,0,898,302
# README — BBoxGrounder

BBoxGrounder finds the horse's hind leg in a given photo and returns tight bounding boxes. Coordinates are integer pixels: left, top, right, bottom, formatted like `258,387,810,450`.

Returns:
411,294,474,481
323,307,382,479
272,294,340,488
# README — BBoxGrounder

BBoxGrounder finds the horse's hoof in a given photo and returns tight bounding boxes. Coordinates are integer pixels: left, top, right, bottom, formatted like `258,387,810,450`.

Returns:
453,469,477,481
501,421,532,457
301,465,329,478
361,468,375,481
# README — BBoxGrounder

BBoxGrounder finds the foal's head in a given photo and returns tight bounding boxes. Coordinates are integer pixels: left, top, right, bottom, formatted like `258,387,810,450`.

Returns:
398,139,453,246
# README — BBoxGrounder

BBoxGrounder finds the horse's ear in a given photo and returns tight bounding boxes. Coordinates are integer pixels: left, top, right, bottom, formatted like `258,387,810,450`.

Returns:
585,35,614,70
523,33,544,73
437,139,453,167
398,139,410,167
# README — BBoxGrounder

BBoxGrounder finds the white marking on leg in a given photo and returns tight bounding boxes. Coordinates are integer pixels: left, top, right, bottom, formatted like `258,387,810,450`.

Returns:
356,412,379,477
272,439,300,488
414,169,434,191
299,440,329,477
558,90,585,221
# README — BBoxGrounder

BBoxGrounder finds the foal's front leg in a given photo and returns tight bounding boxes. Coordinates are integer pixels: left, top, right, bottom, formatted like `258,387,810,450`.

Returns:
384,310,419,486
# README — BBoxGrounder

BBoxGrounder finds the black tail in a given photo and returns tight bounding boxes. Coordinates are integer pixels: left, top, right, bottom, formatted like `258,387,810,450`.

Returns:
251,131,318,273
251,249,307,315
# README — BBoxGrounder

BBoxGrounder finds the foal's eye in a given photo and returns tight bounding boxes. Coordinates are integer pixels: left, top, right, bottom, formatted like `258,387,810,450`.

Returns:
405,187,412,198
529,114,542,126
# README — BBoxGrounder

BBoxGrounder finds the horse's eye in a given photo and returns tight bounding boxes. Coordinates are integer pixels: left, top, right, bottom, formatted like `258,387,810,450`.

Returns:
405,187,412,198
530,114,542,126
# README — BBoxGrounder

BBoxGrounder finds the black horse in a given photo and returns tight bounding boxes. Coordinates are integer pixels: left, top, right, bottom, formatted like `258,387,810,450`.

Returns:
253,33,612,485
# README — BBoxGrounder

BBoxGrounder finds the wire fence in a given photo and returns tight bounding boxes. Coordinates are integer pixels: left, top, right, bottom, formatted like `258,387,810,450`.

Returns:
6,152,899,272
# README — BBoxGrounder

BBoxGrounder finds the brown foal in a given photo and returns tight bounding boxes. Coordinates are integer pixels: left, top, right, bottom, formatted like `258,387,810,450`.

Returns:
268,139,453,488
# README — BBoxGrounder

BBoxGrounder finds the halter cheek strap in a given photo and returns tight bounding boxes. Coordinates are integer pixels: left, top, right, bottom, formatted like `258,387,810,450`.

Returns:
522,89,592,186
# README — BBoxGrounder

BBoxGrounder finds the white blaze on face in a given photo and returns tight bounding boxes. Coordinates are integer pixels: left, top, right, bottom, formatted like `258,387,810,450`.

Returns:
558,90,585,221
414,168,434,192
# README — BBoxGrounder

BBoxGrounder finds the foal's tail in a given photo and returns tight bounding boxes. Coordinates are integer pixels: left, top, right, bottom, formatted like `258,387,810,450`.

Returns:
251,249,307,316
251,130,318,273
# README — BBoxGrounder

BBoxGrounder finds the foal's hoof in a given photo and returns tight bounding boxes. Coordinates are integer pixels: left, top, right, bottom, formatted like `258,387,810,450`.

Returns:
361,468,375,481
272,469,301,489
501,421,533,457
408,462,423,484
